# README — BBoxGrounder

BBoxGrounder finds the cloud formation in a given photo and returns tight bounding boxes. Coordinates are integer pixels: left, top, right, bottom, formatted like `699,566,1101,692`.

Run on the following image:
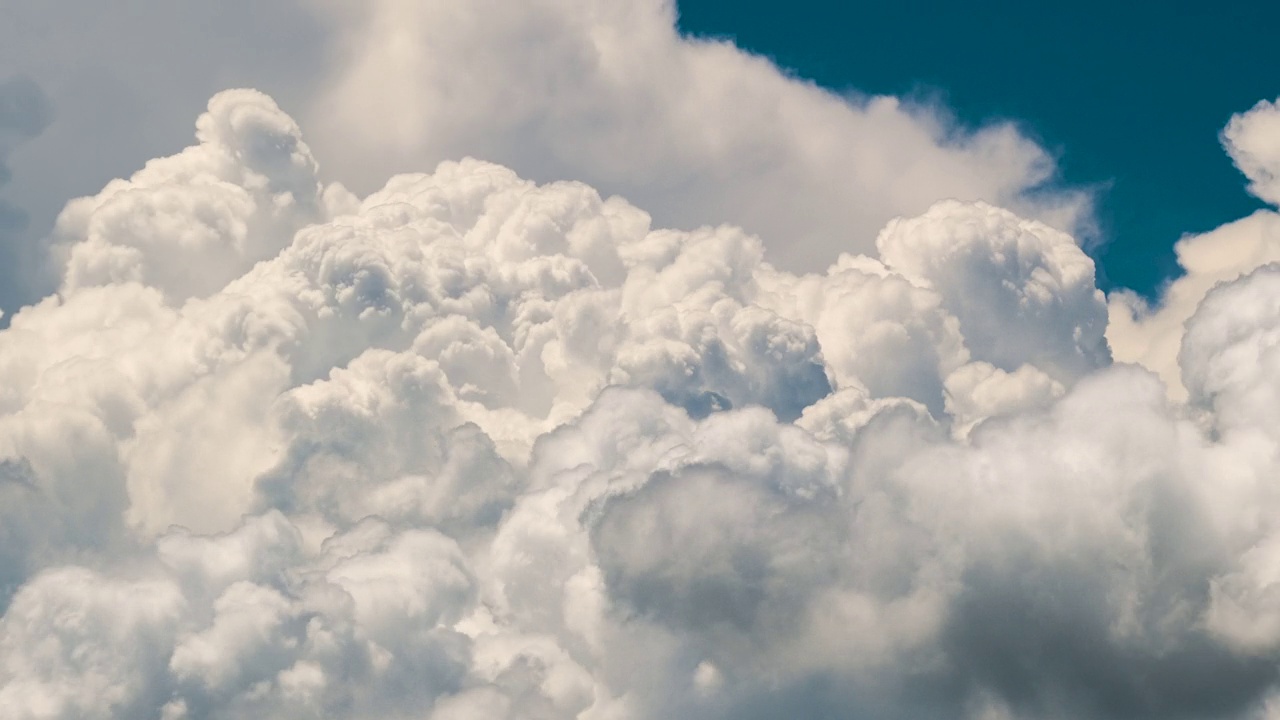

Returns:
1,85,1280,720
1109,98,1280,401
0,0,1086,316
0,76,53,312
305,0,1090,273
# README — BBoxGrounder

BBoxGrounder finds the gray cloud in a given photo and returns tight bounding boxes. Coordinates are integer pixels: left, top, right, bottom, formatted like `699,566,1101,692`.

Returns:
0,76,53,315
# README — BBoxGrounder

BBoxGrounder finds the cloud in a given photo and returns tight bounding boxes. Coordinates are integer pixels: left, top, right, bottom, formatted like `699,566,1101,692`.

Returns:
1224,99,1280,206
0,76,53,313
0,0,1087,318
3,85,1280,720
305,0,1089,274
53,89,329,304
0,0,329,313
0,513,475,719
1109,98,1280,401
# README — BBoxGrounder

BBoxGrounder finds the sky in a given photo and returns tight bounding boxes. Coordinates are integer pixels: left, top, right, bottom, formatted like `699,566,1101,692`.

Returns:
677,0,1279,296
1,2,1280,719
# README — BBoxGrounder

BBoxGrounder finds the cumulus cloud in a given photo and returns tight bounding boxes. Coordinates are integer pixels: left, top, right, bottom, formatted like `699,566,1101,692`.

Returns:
304,0,1089,273
1109,98,1280,401
2,84,1280,720
0,0,1086,317
1224,99,1280,206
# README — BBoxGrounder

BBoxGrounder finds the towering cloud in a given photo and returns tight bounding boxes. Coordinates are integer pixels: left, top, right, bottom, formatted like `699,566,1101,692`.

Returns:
1,84,1279,720
305,0,1090,273
0,0,1084,316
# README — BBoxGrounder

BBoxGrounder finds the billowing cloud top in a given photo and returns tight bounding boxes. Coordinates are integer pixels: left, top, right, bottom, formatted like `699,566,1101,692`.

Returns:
2,82,1280,720
0,0,1090,320
303,0,1089,273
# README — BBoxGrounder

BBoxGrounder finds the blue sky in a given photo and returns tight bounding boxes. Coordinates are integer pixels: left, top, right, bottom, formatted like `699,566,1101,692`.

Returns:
676,0,1277,296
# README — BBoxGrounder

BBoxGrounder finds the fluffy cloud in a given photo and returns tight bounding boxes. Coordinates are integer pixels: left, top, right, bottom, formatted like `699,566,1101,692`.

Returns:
304,0,1088,274
0,0,1086,318
1224,99,1280,207
3,79,1280,720
1108,97,1280,402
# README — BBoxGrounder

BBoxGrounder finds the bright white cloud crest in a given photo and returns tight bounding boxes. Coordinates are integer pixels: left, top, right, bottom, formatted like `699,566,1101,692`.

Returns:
4,13,1280,715
302,0,1089,274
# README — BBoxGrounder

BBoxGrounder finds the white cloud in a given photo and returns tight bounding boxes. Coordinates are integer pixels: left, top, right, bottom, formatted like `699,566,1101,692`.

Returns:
1,8,1280,719
53,90,332,304
305,0,1088,274
1224,99,1280,206
0,0,1086,317
1109,98,1280,401
877,200,1110,384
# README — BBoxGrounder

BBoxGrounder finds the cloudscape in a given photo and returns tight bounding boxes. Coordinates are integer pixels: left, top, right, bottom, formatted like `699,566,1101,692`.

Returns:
1,1,1280,718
